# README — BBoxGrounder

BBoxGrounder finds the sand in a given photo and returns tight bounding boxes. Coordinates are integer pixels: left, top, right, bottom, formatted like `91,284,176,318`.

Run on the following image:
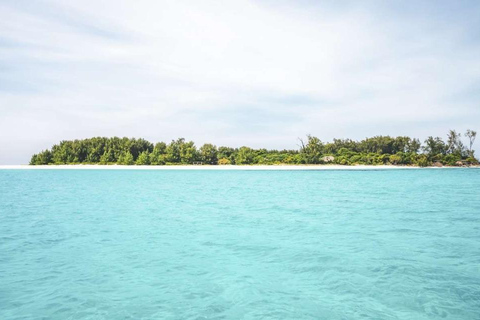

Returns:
0,164,473,170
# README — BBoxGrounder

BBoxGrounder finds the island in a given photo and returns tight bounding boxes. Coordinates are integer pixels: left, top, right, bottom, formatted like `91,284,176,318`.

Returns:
29,130,477,167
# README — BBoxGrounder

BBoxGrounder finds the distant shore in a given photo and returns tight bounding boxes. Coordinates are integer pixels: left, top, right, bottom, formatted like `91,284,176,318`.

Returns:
1,165,478,170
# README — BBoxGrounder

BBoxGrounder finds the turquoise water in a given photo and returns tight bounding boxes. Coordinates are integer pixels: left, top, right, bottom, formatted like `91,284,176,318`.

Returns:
1,169,479,319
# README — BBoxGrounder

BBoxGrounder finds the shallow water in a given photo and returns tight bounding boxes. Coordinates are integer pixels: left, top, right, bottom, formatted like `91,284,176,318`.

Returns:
1,169,479,319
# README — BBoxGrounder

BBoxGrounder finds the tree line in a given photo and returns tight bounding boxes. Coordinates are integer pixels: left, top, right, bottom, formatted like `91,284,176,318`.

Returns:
30,130,477,166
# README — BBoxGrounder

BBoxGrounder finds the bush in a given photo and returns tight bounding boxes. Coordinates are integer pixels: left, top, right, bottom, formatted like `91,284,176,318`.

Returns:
416,155,431,167
389,154,402,165
444,154,461,166
465,157,479,165
217,158,231,165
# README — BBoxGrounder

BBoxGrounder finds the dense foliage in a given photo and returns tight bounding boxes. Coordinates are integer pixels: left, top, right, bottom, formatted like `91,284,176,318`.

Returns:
30,130,478,166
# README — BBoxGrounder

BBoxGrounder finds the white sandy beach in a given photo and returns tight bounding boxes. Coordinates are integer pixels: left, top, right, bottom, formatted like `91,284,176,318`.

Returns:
0,164,475,170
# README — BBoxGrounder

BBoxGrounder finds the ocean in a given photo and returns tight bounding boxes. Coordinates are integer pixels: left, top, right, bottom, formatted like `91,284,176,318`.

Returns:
1,169,479,319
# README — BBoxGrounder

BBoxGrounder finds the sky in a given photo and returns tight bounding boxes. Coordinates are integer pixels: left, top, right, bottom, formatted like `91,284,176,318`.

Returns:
0,0,479,164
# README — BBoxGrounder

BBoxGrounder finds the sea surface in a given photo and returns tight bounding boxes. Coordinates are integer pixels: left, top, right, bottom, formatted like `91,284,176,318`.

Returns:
1,169,479,319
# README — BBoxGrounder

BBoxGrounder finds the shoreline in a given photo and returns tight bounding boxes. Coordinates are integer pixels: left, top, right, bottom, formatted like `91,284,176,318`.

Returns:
0,165,478,170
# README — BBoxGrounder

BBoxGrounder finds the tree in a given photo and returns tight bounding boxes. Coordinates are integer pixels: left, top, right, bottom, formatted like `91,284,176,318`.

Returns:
30,150,52,165
29,131,474,167
235,147,255,164
359,136,395,154
218,147,236,164
117,151,134,165
392,136,410,153
149,150,164,165
124,152,134,165
446,130,464,155
406,138,421,154
100,150,115,164
29,154,38,165
416,154,431,167
128,138,153,159
165,139,182,163
71,139,88,163
444,153,462,166
179,140,198,164
301,135,324,164
324,139,359,154
154,142,167,154
148,142,167,165
389,154,402,165
199,144,218,164
136,151,150,165
423,136,446,157
465,129,477,157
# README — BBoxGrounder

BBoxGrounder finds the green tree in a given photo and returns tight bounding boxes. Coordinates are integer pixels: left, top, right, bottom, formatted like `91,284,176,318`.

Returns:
446,130,464,155
324,139,359,154
235,147,255,164
180,140,198,164
100,150,115,164
128,138,154,159
465,129,477,158
29,131,476,167
359,136,395,154
148,142,167,165
117,151,134,165
124,152,134,165
136,151,150,165
166,138,183,163
218,147,236,164
154,142,167,154
51,141,75,164
389,153,402,165
416,155,431,167
392,137,410,153
199,144,218,164
29,154,38,165
149,150,165,165
444,154,461,166
30,150,52,165
406,138,421,153
423,136,446,157
300,135,324,164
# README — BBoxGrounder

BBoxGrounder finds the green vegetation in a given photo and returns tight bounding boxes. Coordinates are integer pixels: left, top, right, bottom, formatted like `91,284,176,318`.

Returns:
30,130,478,166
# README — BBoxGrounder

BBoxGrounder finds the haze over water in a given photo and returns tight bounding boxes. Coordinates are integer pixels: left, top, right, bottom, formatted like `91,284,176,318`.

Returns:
1,169,479,319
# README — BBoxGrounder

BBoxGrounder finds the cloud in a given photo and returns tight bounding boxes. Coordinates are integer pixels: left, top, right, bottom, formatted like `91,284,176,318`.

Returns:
0,0,479,163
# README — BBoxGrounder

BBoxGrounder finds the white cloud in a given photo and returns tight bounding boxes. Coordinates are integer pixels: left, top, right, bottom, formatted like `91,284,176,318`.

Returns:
0,0,479,163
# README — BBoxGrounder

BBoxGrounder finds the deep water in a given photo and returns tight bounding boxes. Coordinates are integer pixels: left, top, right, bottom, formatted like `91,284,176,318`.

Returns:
1,169,479,319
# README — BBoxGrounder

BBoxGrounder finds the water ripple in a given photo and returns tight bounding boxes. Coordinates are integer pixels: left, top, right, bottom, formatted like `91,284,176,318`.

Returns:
0,169,479,319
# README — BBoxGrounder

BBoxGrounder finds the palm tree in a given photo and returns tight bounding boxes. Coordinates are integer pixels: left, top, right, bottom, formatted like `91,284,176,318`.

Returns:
465,129,477,157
